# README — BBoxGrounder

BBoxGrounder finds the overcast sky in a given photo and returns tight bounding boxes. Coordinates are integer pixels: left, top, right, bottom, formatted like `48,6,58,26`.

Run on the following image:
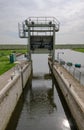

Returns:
0,0,84,44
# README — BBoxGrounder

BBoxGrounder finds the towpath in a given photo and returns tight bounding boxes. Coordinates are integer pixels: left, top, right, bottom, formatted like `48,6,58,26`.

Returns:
0,60,28,91
54,62,84,113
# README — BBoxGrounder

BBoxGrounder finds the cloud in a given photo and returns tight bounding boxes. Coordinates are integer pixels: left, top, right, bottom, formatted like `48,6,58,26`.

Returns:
0,0,84,44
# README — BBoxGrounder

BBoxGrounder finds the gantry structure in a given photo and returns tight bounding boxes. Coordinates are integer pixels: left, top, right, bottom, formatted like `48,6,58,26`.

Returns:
18,17,60,62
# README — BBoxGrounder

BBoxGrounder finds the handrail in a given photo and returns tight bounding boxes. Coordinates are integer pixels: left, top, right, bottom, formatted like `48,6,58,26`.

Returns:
24,16,60,27
18,16,60,38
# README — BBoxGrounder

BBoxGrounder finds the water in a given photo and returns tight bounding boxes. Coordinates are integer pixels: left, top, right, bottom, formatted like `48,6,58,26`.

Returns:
6,54,78,130
55,49,84,85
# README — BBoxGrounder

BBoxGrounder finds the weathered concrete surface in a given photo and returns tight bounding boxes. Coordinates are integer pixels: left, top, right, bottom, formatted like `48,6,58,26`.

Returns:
48,60,84,130
0,67,15,91
0,61,32,130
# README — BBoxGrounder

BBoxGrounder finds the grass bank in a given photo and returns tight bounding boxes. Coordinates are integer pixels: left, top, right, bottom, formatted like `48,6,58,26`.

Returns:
0,49,27,75
73,48,84,53
0,61,15,75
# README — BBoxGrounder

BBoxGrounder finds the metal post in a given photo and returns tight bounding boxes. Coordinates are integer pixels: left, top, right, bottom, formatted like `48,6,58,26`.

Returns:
53,25,55,64
57,52,64,63
79,71,81,83
73,67,75,77
28,27,31,61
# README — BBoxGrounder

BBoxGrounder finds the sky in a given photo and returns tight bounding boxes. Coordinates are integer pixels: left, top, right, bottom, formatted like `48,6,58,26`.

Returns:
0,0,84,44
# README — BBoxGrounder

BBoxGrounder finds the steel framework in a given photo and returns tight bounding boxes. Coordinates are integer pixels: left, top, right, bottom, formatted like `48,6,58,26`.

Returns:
18,17,60,61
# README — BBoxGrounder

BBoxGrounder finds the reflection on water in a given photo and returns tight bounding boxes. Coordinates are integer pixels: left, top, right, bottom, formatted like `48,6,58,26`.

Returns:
63,119,70,129
15,73,71,130
6,54,78,130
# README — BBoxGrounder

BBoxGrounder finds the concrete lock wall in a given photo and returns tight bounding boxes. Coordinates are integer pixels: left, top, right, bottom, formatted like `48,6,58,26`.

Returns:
48,61,84,130
0,63,31,130
52,68,84,130
22,63,32,88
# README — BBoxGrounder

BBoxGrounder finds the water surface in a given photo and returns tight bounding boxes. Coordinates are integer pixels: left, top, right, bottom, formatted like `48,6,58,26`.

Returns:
55,49,84,85
6,54,78,130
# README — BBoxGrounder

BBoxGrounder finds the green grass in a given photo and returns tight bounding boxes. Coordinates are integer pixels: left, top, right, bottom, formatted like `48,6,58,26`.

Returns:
0,53,15,75
0,61,15,75
0,49,27,56
0,49,27,75
73,48,84,53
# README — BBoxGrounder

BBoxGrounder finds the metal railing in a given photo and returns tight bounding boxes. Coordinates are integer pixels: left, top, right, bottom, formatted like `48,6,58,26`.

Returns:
26,16,59,25
18,17,60,38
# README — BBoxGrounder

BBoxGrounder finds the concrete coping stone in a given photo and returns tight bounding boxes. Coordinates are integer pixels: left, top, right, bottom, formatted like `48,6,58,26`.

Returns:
53,65,84,113
0,73,20,104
